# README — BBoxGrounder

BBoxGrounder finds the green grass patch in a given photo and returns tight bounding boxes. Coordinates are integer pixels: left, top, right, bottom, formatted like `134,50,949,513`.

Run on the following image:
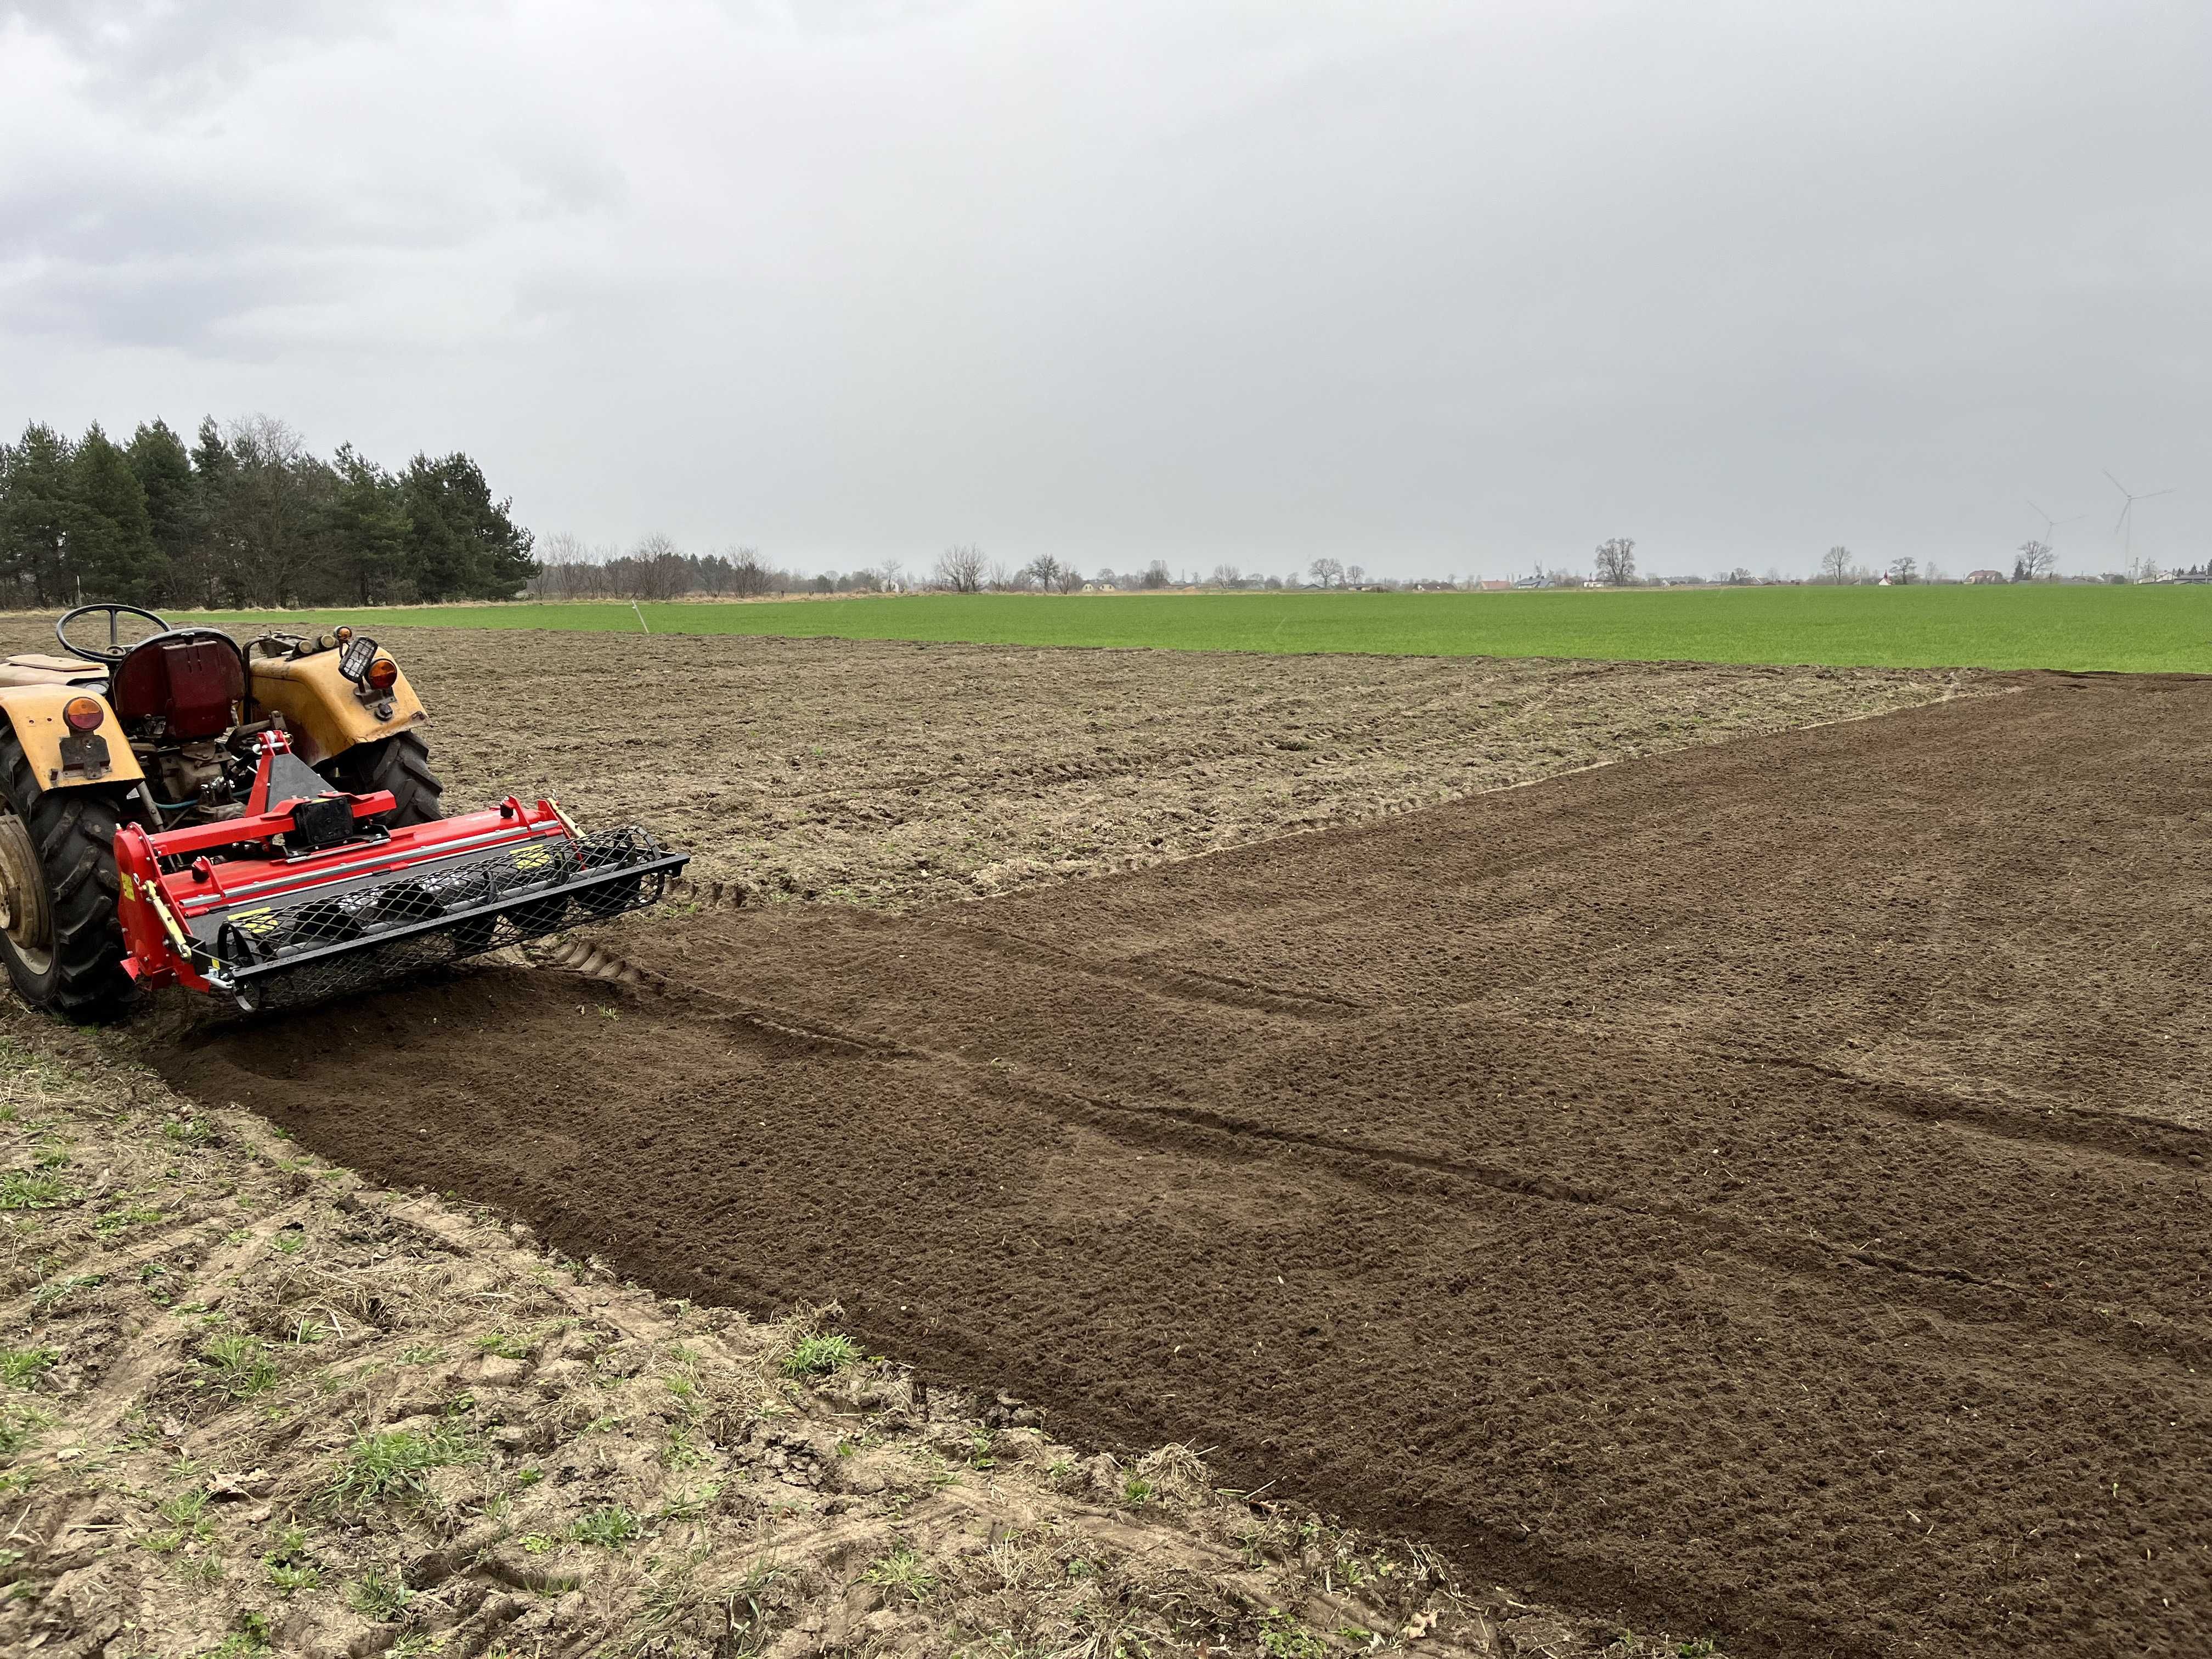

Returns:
179,584,2212,672
781,1332,861,1378
0,1398,50,1458
196,1334,279,1400
0,1347,57,1389
344,1565,411,1621
568,1504,643,1548
0,1170,73,1210
323,1425,470,1506
93,1205,163,1237
862,1543,936,1604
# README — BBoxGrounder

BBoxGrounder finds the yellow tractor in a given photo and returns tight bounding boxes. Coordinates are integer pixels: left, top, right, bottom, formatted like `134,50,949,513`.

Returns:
0,604,682,1019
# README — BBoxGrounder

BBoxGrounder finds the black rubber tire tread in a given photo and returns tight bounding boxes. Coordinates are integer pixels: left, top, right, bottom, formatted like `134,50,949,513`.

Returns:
0,732,136,1022
322,732,444,826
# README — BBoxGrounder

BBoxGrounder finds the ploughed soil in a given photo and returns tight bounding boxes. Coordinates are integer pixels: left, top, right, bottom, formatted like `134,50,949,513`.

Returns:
154,670,2212,1658
242,624,1978,904
0,1019,1503,1659
0,619,1985,1657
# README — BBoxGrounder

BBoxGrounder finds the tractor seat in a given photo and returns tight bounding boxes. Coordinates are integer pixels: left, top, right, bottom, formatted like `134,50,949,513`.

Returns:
0,655,109,689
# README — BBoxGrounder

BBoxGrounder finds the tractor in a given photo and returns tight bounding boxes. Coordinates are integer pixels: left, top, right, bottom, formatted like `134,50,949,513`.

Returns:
0,604,684,1018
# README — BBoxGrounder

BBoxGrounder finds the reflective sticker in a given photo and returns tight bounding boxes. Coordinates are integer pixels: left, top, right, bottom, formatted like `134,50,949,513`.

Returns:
228,907,283,940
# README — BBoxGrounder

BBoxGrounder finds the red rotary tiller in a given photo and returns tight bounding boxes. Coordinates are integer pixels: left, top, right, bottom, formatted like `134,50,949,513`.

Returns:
113,730,685,1013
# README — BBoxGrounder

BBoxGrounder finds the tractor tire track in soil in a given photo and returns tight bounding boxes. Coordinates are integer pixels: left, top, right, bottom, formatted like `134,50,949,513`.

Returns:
154,673,2212,1658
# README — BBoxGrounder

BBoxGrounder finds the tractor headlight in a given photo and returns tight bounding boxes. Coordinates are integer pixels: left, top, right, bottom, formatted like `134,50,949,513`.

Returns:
364,656,399,693
337,634,378,683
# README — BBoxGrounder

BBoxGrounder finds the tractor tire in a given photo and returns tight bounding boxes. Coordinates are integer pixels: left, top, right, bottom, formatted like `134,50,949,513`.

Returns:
0,732,134,1022
323,732,443,826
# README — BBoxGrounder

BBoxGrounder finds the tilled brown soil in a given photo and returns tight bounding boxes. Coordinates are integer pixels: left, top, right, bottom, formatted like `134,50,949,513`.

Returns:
0,616,1973,904
343,629,1981,904
155,673,2212,1657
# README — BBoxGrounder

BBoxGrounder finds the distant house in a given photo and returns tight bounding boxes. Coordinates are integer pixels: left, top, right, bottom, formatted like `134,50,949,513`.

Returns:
1479,579,1512,592
1965,569,2006,584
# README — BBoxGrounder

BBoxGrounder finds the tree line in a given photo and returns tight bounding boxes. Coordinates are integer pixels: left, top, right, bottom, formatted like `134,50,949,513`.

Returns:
0,415,535,610
530,540,1272,600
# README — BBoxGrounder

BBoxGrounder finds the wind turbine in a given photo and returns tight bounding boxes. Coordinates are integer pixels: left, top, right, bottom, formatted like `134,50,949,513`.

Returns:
2104,471,2175,564
2025,499,2080,545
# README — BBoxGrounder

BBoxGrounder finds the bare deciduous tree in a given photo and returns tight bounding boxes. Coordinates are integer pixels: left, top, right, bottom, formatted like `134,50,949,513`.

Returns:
622,532,684,600
1307,556,1344,588
1594,538,1637,586
1888,556,1917,584
528,531,595,598
1820,545,1852,584
2013,539,2055,582
934,543,987,592
729,546,770,597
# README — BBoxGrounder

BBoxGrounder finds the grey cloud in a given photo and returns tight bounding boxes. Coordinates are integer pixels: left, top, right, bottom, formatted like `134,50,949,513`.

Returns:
1,261,303,353
0,0,405,111
716,0,984,37
3,0,2210,576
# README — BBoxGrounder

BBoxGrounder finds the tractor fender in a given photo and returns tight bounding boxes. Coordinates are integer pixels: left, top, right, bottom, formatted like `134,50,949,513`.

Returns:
0,685,145,791
247,648,428,767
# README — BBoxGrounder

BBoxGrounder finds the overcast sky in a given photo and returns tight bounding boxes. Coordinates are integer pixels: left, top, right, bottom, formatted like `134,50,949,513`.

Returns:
3,0,2208,580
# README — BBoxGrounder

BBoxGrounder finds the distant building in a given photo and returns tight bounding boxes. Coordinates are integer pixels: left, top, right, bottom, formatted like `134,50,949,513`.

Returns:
1965,569,2006,584
1479,579,1513,591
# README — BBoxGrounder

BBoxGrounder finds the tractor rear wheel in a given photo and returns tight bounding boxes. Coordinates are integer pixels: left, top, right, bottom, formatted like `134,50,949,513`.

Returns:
0,732,134,1022
323,732,443,826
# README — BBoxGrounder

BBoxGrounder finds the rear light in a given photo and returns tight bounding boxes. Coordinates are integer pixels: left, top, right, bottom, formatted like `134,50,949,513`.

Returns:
63,696,104,732
364,656,399,693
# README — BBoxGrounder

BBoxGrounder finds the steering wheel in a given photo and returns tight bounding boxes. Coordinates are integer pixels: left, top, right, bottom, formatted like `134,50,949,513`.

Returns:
56,603,172,664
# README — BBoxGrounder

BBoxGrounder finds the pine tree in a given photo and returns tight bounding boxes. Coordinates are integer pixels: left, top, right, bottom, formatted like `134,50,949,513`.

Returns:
324,444,409,603
1,424,78,605
183,416,238,606
4,414,534,608
401,452,535,600
126,419,197,577
70,423,165,602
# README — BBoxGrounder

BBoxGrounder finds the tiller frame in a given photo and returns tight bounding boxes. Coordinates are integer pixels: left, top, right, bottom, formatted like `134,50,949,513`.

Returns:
113,731,686,1012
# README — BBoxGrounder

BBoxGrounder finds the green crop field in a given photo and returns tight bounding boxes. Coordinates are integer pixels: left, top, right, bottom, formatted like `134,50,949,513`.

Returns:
183,583,2212,674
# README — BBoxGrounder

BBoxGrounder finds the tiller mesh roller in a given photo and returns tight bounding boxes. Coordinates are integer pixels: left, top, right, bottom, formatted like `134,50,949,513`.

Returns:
114,731,686,1013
